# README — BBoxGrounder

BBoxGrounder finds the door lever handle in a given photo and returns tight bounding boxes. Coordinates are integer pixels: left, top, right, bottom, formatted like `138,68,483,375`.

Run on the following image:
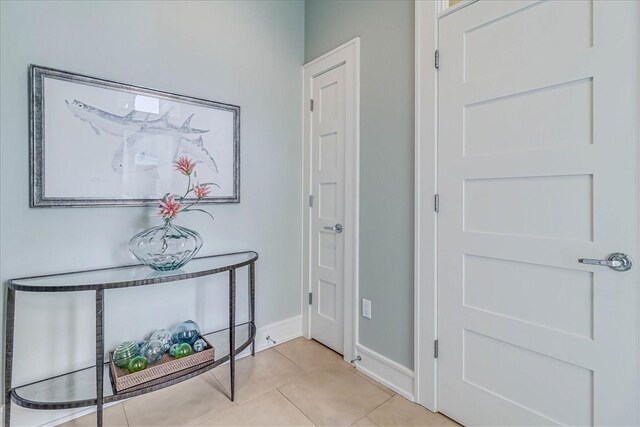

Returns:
578,258,622,267
578,253,633,272
323,224,343,233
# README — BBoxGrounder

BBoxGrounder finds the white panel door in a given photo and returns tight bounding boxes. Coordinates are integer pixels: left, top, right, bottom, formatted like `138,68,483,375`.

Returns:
437,1,639,425
310,64,346,354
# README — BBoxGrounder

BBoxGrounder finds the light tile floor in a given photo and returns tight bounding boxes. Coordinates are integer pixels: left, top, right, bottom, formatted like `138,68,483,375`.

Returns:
61,338,459,427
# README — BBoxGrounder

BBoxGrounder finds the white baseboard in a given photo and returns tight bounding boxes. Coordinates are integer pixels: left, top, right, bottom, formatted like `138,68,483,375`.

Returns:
253,315,302,353
355,344,415,401
7,315,302,427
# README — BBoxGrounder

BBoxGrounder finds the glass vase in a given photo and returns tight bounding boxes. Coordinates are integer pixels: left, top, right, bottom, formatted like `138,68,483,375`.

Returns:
129,219,203,271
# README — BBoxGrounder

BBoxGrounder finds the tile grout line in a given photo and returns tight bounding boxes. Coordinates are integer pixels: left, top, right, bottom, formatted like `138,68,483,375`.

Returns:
219,383,274,408
363,392,394,421
180,373,240,427
275,357,391,427
275,348,351,376
207,370,240,411
275,387,318,426
271,345,309,371
271,343,308,371
339,361,395,420
121,402,131,427
202,350,316,425
117,341,392,427
351,415,379,427
354,370,397,397
206,367,241,406
208,349,308,409
206,369,228,393
272,338,346,374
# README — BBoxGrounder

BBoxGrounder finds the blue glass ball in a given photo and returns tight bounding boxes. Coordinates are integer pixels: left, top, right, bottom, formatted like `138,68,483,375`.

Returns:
173,320,201,346
150,329,174,352
193,338,207,352
140,339,164,365
169,343,179,357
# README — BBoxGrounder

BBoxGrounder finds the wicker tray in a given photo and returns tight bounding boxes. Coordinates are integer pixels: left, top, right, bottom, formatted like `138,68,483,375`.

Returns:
109,338,215,393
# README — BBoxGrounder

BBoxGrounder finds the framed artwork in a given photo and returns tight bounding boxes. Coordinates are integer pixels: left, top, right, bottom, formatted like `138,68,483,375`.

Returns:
29,65,240,207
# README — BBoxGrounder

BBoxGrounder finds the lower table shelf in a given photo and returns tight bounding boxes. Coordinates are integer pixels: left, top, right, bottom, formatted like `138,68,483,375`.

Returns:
11,322,256,410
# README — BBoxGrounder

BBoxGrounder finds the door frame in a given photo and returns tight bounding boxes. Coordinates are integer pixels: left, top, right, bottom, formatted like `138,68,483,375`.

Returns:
302,38,360,364
414,0,438,411
414,0,640,415
413,0,481,411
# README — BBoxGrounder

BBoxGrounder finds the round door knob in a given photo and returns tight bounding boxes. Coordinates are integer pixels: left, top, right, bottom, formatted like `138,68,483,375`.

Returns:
323,224,343,233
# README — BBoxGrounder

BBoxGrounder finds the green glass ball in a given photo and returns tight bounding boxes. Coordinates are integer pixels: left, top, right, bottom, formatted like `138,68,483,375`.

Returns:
174,343,193,359
113,341,140,368
127,356,148,373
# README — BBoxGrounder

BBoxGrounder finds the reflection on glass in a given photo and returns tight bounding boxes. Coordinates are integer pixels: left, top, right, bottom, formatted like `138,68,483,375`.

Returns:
13,323,253,405
10,252,257,290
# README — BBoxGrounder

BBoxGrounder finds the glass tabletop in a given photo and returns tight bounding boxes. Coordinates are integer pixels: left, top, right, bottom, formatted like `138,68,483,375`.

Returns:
9,251,258,292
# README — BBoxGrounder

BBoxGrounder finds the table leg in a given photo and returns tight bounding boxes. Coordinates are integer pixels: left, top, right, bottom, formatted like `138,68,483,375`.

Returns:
249,263,255,357
4,288,15,427
229,269,236,401
95,289,104,427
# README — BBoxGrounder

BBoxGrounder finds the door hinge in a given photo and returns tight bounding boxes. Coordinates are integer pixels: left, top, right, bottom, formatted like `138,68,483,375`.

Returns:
309,195,313,208
435,50,439,69
308,292,313,305
434,194,440,213
434,339,439,358
310,99,314,111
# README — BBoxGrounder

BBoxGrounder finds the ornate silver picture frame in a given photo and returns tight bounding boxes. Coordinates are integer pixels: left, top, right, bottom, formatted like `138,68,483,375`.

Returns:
30,65,240,207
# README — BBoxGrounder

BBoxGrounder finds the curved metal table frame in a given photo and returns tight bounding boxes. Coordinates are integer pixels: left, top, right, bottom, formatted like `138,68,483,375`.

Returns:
4,251,258,427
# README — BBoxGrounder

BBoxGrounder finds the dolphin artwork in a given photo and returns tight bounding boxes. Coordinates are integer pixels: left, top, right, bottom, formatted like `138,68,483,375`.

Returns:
65,99,218,173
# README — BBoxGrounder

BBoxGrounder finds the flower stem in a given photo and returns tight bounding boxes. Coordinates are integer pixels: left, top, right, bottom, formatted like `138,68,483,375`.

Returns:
181,175,192,200
181,199,201,211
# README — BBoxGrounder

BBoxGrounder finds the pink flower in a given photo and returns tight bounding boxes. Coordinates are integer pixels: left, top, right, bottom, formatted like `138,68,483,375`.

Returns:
174,156,196,176
193,183,212,199
159,195,182,219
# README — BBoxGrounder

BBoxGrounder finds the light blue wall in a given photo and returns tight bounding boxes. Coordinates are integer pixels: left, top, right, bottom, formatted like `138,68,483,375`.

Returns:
0,1,304,424
1,5,417,425
305,0,415,369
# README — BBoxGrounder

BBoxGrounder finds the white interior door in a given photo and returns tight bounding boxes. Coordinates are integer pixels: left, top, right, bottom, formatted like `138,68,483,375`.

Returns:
310,64,346,354
437,1,639,425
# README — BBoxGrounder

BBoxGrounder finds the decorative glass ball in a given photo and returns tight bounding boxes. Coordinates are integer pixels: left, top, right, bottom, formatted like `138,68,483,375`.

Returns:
169,343,179,357
150,329,174,352
140,339,164,365
173,320,201,346
193,338,207,352
174,343,193,359
113,341,140,368
128,356,148,373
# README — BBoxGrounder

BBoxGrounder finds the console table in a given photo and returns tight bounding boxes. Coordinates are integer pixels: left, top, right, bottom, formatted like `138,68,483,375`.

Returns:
4,251,258,427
